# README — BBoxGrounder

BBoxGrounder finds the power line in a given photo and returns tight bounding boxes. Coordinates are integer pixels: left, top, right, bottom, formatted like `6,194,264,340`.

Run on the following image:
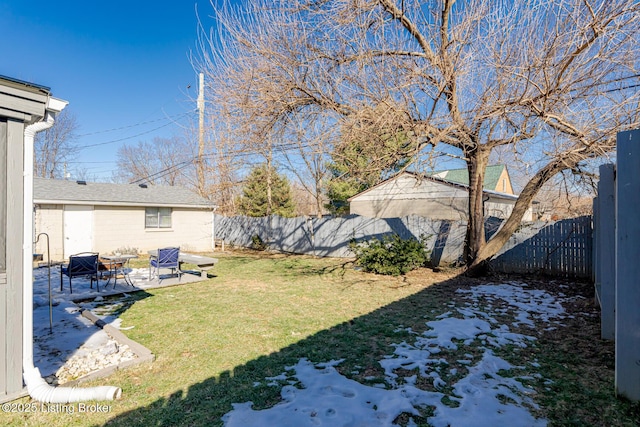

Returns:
76,112,193,150
129,161,196,185
76,111,196,137
117,73,640,185
124,140,318,185
129,158,196,184
602,81,640,94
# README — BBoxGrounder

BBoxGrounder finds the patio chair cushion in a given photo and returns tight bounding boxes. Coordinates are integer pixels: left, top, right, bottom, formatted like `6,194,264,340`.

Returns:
149,247,182,282
60,252,100,293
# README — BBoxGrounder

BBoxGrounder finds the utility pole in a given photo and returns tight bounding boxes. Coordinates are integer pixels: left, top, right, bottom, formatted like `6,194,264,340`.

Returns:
197,72,206,196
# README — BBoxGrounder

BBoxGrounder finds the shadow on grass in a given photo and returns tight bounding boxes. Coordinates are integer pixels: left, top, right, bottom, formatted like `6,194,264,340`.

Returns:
102,274,640,427
77,289,154,318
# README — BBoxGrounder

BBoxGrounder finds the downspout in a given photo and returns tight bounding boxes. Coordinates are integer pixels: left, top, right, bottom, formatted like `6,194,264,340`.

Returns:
22,97,121,403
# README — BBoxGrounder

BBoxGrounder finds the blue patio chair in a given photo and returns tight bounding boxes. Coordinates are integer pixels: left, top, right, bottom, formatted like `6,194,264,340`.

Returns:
60,252,100,293
149,247,182,282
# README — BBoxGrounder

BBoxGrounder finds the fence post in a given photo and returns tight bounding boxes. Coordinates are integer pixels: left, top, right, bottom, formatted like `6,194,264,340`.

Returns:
615,129,640,401
306,216,316,257
593,197,599,293
597,164,616,340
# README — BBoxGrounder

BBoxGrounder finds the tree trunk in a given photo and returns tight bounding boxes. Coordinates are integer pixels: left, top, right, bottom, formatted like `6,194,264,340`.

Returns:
266,152,273,217
315,194,323,218
266,169,273,217
464,150,490,266
466,160,568,275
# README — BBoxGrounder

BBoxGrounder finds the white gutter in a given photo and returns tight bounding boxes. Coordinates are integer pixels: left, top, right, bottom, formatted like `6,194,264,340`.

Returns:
33,199,213,209
23,97,121,403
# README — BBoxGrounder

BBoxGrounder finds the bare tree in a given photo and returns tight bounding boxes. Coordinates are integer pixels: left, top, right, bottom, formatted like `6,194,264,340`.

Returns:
34,109,79,178
198,0,640,271
113,136,195,186
277,115,336,217
203,127,244,214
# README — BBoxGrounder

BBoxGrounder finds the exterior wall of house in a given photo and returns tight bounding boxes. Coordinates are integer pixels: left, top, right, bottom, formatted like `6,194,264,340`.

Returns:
1,78,49,403
485,198,515,219
349,174,519,220
1,118,25,402
496,168,514,194
2,119,26,402
352,174,469,202
35,205,214,262
0,121,6,272
34,204,64,261
486,198,533,221
93,206,213,255
350,198,469,220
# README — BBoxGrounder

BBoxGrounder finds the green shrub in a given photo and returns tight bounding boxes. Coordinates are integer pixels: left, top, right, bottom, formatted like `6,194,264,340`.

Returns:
349,234,430,276
251,234,268,251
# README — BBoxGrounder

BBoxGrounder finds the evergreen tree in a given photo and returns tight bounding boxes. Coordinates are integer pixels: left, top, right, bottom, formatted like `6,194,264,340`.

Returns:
238,164,296,217
325,121,414,215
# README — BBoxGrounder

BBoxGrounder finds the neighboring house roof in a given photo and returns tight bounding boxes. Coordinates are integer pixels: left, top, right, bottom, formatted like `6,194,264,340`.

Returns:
33,178,214,209
429,165,507,191
348,171,519,202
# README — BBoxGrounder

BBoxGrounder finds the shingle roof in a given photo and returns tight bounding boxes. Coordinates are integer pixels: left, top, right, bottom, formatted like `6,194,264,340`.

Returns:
33,178,213,208
430,165,506,190
348,170,518,202
0,74,50,93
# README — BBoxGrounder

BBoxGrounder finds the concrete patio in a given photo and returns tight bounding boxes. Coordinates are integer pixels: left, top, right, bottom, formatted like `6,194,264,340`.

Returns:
35,265,209,302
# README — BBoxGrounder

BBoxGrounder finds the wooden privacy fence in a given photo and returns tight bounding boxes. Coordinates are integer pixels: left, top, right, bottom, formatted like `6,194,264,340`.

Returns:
490,216,592,278
214,213,593,279
592,128,640,402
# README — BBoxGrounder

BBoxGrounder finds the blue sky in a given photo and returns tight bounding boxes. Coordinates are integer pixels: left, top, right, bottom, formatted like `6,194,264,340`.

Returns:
1,1,224,181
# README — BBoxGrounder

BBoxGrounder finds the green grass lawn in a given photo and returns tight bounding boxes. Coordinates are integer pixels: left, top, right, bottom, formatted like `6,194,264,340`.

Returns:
4,252,640,426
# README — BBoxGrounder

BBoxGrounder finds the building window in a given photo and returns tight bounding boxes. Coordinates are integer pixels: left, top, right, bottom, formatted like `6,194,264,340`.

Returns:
145,207,172,228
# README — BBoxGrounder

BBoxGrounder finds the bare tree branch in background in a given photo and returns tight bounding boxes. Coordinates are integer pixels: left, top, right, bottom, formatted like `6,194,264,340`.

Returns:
202,120,247,214
489,146,599,220
197,0,640,272
113,136,195,186
276,113,335,217
34,109,79,179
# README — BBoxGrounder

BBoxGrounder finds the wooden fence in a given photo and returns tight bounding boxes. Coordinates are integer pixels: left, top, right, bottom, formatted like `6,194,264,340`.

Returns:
593,128,640,401
215,213,593,279
490,216,592,278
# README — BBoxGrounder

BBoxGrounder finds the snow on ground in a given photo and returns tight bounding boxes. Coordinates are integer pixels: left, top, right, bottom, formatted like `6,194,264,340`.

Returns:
32,266,150,379
33,265,568,425
223,281,568,427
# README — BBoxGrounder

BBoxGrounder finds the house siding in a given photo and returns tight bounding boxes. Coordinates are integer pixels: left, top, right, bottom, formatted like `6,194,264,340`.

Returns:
2,117,27,402
92,206,213,256
349,173,519,220
496,168,514,194
1,76,58,403
35,205,214,262
485,199,515,219
352,175,468,201
34,204,64,261
165,208,213,252
350,198,469,220
0,121,5,271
